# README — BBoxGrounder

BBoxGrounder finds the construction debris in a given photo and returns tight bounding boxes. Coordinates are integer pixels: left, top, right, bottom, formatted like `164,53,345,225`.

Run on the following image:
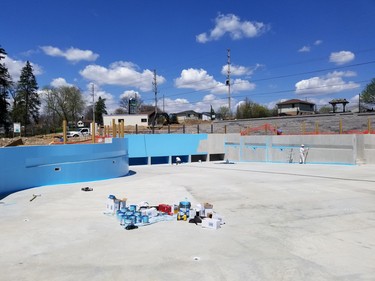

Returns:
104,195,224,230
30,194,41,202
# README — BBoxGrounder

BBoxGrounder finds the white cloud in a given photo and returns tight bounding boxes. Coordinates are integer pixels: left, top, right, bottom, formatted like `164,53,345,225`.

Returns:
3,55,42,81
196,13,269,43
119,90,141,100
41,46,99,62
175,68,255,95
232,78,256,92
163,97,194,113
329,51,355,65
314,39,323,45
221,64,254,76
80,61,166,92
50,77,73,88
83,83,117,114
298,40,322,53
298,46,310,52
295,71,360,96
160,93,232,114
175,68,222,92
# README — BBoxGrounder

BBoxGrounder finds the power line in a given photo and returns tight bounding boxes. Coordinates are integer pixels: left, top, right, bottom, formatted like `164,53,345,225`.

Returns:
157,78,371,108
140,59,375,104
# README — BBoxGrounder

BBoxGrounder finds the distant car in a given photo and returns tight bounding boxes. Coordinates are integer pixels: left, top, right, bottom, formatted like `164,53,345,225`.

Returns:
79,128,90,136
66,128,91,138
67,131,81,138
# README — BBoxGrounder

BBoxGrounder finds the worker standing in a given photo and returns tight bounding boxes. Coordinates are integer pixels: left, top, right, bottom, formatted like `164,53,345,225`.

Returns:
176,157,181,165
299,144,308,164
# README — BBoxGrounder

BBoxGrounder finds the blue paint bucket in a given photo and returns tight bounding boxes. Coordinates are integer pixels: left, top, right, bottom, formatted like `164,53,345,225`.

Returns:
129,215,136,224
135,211,141,217
142,215,149,223
120,214,127,225
129,205,137,212
136,215,142,223
178,201,191,219
179,201,191,209
116,211,124,221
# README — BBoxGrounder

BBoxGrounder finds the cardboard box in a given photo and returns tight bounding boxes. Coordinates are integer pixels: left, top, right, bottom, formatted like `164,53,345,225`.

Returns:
203,202,213,209
212,213,225,225
202,218,221,229
204,208,213,218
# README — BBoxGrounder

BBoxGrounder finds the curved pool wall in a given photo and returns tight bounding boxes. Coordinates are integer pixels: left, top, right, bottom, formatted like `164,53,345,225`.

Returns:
0,138,129,198
2,133,374,198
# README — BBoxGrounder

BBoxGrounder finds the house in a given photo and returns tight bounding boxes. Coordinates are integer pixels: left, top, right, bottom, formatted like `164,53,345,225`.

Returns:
277,99,315,116
201,112,212,121
175,110,202,123
103,114,149,127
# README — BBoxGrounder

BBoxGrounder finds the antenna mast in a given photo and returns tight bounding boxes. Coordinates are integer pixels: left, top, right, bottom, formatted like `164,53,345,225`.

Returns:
152,70,158,132
226,49,231,118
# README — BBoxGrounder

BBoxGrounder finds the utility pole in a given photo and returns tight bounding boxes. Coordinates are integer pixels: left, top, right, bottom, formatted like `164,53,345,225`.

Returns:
152,69,158,133
91,83,95,143
358,93,361,113
226,48,231,118
92,83,95,124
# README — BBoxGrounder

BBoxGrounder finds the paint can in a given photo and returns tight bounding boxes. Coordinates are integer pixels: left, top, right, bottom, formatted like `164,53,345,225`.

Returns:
124,218,132,226
142,215,149,223
119,199,127,210
178,201,191,220
129,215,136,225
116,210,124,221
136,214,142,224
120,214,127,225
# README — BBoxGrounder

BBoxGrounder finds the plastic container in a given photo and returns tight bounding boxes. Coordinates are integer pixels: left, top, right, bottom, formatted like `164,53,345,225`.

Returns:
177,201,191,220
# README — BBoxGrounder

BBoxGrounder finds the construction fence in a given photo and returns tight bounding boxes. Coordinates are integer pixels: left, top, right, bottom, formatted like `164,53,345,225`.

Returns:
102,113,375,136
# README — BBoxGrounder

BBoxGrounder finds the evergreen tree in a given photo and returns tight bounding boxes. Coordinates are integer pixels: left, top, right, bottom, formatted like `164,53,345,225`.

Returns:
13,61,40,135
0,46,13,134
210,105,216,120
95,96,107,125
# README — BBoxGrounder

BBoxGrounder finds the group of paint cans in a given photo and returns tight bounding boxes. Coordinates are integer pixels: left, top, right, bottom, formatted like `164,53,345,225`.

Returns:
116,205,149,227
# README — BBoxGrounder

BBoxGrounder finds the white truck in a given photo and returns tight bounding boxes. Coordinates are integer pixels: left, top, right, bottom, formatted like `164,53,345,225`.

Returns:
67,128,91,138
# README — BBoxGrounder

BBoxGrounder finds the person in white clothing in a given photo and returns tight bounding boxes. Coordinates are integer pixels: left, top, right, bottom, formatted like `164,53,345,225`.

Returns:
299,144,308,164
176,157,181,165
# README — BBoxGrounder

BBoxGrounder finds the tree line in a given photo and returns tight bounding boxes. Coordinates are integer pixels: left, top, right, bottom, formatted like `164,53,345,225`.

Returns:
0,46,108,136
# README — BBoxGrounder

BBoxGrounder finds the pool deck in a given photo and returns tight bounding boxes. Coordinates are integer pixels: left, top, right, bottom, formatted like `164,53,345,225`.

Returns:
1,162,375,281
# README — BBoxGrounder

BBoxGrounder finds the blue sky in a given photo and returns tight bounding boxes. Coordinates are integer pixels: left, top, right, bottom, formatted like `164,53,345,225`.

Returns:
2,0,375,114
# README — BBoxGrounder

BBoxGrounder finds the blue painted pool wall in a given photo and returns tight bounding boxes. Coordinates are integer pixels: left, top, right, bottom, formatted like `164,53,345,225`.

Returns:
0,138,129,197
126,134,208,159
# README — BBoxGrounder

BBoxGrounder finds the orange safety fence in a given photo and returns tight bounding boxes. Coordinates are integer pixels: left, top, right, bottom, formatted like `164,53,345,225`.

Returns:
50,135,107,145
240,123,279,136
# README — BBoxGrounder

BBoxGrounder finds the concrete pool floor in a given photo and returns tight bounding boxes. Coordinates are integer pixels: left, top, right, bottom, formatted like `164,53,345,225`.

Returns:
1,162,375,281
